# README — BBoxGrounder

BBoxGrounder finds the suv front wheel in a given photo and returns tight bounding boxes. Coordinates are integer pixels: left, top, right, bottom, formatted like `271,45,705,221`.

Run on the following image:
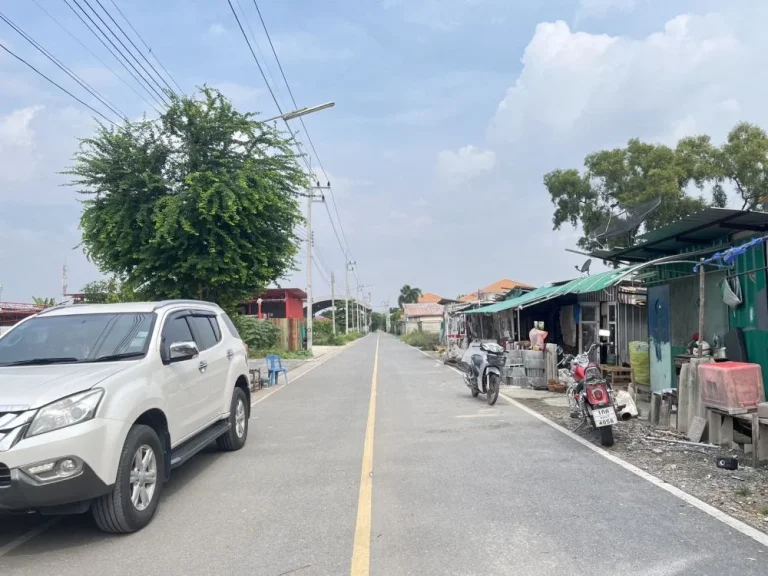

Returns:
217,387,249,451
92,424,164,533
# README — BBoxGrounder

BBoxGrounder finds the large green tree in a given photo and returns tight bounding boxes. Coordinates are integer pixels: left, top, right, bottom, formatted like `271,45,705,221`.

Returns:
398,285,422,307
68,87,306,309
545,135,722,251
720,122,768,210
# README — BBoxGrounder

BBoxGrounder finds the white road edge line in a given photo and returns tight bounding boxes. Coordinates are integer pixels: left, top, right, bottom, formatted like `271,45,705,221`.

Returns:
0,518,59,558
251,336,367,408
408,342,768,548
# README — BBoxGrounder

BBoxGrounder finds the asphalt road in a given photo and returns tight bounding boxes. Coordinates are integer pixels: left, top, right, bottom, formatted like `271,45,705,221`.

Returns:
1,334,766,575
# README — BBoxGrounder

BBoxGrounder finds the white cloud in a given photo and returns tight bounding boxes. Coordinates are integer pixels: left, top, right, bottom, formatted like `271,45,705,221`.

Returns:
490,12,754,154
435,145,495,187
212,82,263,111
207,23,226,37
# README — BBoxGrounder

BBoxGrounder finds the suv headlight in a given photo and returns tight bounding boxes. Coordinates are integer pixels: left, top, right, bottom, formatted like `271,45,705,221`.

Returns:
26,389,104,438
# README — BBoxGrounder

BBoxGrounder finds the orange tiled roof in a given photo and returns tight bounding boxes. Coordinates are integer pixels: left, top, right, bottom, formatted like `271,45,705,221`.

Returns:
458,279,534,302
417,292,443,303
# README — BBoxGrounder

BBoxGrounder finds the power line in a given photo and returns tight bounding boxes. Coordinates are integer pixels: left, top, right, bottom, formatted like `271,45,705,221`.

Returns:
107,0,183,93
63,0,167,110
92,0,177,96
0,41,116,125
31,0,162,115
252,0,354,261
78,0,172,101
67,0,169,107
0,11,127,121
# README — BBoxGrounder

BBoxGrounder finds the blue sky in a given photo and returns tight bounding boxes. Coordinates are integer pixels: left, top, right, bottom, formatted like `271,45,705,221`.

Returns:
1,0,765,307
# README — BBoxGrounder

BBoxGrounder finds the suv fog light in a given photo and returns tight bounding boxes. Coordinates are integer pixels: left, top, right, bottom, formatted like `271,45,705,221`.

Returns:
22,457,84,483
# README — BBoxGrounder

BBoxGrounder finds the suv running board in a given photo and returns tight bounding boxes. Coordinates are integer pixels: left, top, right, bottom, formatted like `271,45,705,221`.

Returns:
170,420,230,469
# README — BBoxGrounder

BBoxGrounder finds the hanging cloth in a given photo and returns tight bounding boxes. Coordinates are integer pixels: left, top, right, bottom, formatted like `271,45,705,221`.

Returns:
722,276,742,309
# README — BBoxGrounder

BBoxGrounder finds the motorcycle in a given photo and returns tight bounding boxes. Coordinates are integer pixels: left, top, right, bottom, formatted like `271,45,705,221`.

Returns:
559,341,621,447
457,340,504,406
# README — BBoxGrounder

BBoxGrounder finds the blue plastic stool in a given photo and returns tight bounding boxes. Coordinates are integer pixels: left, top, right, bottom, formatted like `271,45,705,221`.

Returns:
266,354,288,386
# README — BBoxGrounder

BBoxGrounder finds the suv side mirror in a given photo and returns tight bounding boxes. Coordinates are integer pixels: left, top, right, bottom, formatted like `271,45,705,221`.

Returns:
169,341,199,363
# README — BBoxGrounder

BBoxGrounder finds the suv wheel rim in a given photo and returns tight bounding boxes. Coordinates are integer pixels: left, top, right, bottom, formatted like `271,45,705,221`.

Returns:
235,398,246,439
129,444,157,512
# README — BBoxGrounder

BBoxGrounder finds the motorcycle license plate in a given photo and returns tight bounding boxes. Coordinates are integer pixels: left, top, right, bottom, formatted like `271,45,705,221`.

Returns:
592,407,618,427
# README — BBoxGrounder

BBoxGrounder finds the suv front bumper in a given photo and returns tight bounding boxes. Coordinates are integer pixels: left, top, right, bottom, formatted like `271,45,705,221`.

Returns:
0,418,128,512
0,462,111,512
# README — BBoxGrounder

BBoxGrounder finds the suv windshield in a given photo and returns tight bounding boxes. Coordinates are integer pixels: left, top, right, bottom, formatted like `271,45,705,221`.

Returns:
0,313,155,367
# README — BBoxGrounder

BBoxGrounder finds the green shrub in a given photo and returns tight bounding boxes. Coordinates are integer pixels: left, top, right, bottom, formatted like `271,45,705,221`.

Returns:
314,324,364,346
232,315,281,350
250,348,312,359
401,331,440,350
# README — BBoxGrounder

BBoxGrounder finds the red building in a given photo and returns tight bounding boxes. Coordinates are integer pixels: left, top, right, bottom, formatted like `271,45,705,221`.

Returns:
241,288,307,319
0,302,41,326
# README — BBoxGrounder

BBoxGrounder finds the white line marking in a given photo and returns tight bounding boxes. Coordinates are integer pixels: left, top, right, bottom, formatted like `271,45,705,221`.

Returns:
407,341,768,548
251,337,366,407
0,518,59,558
500,393,768,548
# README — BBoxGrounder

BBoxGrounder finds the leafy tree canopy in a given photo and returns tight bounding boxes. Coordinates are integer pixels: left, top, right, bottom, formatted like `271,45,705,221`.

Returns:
544,122,768,251
68,87,306,310
79,277,138,304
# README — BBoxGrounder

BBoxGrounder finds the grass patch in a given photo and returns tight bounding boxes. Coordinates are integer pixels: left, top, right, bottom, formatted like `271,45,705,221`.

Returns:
250,348,313,360
401,331,440,351
758,505,768,516
735,486,752,497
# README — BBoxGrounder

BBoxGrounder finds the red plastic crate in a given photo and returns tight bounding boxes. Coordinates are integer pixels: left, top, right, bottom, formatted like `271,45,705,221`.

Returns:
698,362,766,414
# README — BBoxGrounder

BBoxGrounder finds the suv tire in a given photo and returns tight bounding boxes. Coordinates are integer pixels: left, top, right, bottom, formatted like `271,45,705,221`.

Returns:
92,424,164,533
217,387,248,451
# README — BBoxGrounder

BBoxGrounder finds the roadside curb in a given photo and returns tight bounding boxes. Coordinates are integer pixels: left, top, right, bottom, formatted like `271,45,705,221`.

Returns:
408,343,768,548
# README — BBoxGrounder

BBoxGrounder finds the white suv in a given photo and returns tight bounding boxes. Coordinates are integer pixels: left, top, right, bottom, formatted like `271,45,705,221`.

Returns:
0,300,251,533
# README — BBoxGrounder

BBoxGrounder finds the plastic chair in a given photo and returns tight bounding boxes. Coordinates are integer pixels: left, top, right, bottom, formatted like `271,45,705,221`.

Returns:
266,354,288,386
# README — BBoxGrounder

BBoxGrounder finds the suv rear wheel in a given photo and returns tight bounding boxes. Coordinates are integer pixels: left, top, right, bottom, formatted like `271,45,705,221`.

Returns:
92,424,164,533
217,387,248,451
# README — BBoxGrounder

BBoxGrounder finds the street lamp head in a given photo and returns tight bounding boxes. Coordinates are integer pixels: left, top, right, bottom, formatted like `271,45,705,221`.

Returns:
282,101,335,121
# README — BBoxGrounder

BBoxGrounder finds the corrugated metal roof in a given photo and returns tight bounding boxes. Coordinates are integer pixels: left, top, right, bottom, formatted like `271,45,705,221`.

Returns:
403,302,444,317
592,208,768,262
465,267,637,314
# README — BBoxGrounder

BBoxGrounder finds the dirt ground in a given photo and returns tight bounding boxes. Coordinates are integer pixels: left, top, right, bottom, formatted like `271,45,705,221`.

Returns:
509,389,768,534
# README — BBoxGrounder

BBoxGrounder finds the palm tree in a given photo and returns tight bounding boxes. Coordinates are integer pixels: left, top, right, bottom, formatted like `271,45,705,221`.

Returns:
32,296,57,308
398,285,422,307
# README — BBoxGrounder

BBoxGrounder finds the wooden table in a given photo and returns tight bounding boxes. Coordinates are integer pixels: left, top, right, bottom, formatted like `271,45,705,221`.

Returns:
706,406,768,467
249,367,263,391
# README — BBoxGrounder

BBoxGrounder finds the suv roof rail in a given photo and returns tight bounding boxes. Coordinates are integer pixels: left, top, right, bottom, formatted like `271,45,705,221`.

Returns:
152,299,221,311
35,302,72,316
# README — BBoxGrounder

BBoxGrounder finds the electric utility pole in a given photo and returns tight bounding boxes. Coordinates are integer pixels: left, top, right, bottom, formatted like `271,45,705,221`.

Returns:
331,271,336,336
346,260,355,334
306,181,330,352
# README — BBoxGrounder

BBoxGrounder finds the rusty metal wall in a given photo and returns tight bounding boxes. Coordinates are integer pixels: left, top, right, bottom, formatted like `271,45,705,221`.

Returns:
617,302,647,366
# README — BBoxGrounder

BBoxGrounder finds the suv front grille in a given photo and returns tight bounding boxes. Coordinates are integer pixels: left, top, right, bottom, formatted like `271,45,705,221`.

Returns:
0,463,10,488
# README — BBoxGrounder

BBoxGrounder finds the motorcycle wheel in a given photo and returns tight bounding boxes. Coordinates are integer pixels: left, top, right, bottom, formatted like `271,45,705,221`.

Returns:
599,425,614,447
487,374,500,406
471,387,480,398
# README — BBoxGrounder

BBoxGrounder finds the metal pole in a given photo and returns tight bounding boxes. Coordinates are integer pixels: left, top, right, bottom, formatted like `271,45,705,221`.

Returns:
516,307,521,345
356,284,361,333
306,193,313,351
345,263,349,334
698,258,705,358
331,271,336,336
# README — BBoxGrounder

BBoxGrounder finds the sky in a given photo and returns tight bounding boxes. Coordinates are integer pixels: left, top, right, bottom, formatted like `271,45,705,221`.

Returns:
1,0,766,309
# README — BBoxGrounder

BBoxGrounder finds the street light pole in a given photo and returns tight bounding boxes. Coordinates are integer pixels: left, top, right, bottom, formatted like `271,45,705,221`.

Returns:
346,260,355,334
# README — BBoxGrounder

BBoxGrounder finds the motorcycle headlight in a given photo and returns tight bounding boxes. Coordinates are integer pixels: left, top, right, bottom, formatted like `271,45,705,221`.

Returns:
26,389,104,438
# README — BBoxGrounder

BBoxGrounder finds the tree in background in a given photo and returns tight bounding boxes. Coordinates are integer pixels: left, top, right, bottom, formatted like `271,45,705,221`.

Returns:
719,122,768,210
79,278,138,304
398,285,422,307
32,297,57,308
320,302,351,335
370,311,387,332
544,135,720,252
68,87,306,310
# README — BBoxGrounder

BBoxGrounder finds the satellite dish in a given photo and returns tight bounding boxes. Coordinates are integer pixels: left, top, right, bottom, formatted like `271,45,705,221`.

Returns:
575,259,592,275
590,197,662,248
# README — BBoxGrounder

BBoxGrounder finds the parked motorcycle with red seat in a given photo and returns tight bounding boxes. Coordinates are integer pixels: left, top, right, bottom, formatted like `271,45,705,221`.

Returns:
558,337,622,447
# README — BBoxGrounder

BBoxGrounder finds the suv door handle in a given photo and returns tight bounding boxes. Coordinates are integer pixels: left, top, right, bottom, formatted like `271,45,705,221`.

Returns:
198,360,208,373
226,349,234,361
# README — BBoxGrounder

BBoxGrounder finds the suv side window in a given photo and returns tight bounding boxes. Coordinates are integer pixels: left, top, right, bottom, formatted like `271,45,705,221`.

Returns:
220,313,241,339
208,316,222,343
161,313,194,360
188,315,218,351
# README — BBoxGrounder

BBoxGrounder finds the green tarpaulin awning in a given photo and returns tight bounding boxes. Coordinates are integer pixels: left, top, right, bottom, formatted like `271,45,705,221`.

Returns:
465,266,639,315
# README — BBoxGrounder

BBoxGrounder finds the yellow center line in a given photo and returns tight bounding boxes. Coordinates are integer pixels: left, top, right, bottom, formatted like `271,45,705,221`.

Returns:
350,335,379,576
